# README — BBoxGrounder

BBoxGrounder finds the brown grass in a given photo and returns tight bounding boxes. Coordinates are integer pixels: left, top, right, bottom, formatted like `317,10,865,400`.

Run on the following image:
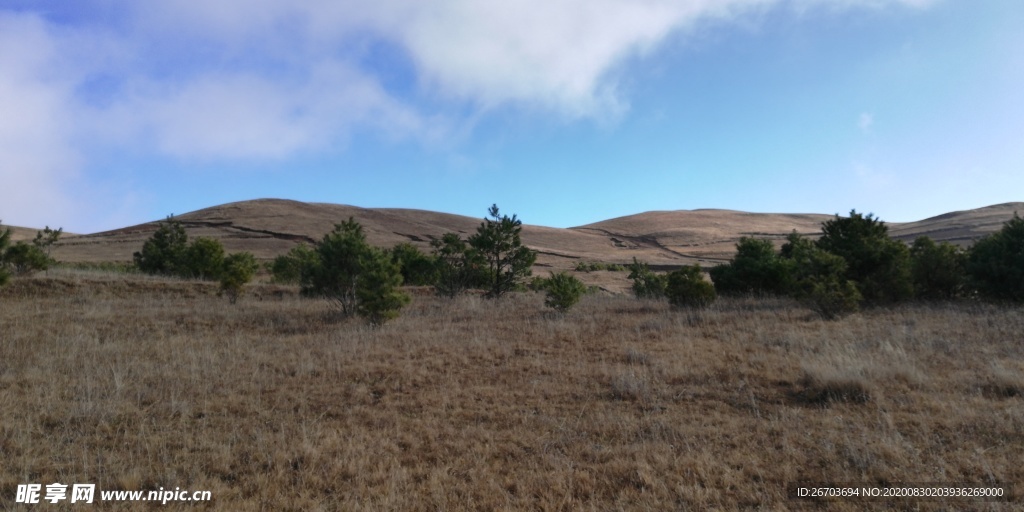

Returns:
2,270,1023,510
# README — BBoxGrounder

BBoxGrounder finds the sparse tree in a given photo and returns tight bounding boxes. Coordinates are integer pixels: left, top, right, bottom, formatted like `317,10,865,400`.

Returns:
219,252,259,304
966,213,1024,302
665,265,716,309
468,205,537,299
541,271,587,312
32,226,62,274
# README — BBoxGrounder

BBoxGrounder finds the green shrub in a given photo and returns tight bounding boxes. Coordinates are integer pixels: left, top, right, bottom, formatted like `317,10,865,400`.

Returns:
4,242,50,276
627,257,667,300
783,233,861,319
219,252,259,304
302,218,410,322
468,204,537,299
709,237,792,296
0,223,12,287
665,265,716,309
270,245,317,284
134,219,188,275
181,237,226,280
910,236,967,300
431,232,482,298
541,271,587,312
966,213,1024,302
356,249,411,325
816,210,912,304
389,242,438,286
301,218,369,316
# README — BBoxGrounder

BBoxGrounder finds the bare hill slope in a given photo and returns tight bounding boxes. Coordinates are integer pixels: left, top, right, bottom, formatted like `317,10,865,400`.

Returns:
41,199,1023,279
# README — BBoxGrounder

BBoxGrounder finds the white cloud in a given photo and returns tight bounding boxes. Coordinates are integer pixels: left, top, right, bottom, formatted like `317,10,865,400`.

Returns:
136,0,935,120
0,0,938,229
0,13,82,228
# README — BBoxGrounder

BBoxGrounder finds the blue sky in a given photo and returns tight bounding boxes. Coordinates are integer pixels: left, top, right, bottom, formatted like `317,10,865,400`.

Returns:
1,0,1022,233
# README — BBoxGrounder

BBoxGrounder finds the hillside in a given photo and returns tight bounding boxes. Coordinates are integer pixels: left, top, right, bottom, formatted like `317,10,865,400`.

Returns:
36,199,1023,283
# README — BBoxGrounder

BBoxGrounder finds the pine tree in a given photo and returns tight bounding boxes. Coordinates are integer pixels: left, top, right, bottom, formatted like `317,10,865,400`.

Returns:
468,205,537,299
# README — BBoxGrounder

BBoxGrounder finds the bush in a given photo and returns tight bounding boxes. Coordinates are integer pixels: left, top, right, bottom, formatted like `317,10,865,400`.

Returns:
910,236,967,300
966,213,1024,302
782,232,861,319
302,218,410,322
0,223,11,287
270,245,317,284
709,237,792,296
627,257,667,300
431,232,485,298
467,204,537,299
665,265,716,309
180,237,225,280
816,210,913,304
134,219,188,275
301,218,370,316
4,242,50,276
356,249,412,325
389,242,438,286
541,271,587,312
219,252,259,304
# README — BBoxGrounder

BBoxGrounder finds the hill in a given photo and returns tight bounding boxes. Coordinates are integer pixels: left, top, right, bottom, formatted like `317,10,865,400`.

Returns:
39,199,1023,287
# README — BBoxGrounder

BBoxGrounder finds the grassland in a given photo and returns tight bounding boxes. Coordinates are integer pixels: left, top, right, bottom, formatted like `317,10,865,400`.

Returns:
2,269,1022,510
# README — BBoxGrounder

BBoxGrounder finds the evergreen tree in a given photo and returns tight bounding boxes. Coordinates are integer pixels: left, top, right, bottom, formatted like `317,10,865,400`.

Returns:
541,271,587,312
910,236,967,300
709,237,792,296
0,223,12,287
220,252,259,304
389,242,438,286
134,219,188,275
301,218,410,321
356,248,411,324
431,232,477,298
468,204,537,299
4,242,50,276
966,213,1024,302
782,232,861,319
665,265,716,309
301,218,369,316
270,245,318,284
816,210,913,304
181,237,226,280
627,257,666,299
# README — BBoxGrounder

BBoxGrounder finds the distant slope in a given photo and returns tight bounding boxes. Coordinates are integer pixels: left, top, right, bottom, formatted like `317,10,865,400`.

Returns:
572,209,834,263
887,202,1024,245
43,199,1023,286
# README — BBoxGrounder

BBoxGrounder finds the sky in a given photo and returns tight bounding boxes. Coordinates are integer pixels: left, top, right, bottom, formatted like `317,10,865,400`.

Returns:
1,0,1022,234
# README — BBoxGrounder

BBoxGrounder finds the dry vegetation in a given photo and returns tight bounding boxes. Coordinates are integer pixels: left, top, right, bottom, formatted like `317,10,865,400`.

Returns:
2,269,1023,510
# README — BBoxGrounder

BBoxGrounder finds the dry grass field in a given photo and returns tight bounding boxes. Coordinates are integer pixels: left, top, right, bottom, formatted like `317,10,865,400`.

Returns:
2,269,1023,510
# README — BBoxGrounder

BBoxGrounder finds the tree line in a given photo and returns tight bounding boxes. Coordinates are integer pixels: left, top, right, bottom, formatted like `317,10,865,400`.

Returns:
630,210,1024,319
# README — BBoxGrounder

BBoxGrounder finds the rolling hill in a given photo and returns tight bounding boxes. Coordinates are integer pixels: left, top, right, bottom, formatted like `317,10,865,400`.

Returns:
10,199,1022,283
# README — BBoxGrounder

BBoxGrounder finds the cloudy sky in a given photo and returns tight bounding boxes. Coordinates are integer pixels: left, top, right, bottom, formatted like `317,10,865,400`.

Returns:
1,0,1022,233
